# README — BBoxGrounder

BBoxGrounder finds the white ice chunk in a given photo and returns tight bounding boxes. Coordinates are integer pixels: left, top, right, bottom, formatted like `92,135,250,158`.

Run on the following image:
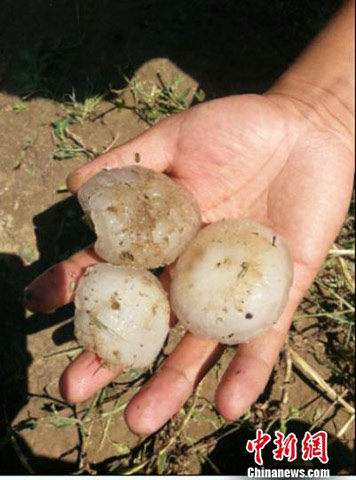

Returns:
170,219,293,345
78,166,201,268
74,264,169,369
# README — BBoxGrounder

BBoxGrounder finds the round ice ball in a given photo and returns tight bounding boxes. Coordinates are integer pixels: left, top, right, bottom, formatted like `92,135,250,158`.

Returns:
170,219,293,345
74,264,169,369
78,166,201,269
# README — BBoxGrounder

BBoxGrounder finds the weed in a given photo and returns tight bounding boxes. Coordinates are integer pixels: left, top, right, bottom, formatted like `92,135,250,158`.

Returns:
52,116,96,160
51,89,105,160
63,90,105,124
14,139,35,170
12,102,29,114
112,72,205,126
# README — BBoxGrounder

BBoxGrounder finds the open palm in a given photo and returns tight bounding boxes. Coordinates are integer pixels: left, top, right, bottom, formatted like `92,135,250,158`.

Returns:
25,93,354,434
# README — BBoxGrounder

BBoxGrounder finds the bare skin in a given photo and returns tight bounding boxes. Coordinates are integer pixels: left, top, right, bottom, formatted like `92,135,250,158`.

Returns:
25,1,354,435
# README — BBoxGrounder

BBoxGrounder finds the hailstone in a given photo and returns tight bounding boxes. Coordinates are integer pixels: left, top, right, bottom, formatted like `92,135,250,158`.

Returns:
74,264,169,369
170,219,293,345
78,166,201,269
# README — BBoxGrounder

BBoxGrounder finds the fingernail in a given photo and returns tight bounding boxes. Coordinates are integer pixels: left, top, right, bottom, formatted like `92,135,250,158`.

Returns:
23,287,33,302
66,170,80,192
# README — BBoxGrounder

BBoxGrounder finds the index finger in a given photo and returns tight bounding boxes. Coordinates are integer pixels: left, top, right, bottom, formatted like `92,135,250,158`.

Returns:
67,114,182,193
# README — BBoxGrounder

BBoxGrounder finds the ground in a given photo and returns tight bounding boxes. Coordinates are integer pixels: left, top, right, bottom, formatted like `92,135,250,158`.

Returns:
0,0,354,475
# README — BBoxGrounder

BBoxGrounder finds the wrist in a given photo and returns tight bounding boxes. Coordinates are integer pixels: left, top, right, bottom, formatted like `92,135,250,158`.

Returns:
266,74,354,145
266,0,354,147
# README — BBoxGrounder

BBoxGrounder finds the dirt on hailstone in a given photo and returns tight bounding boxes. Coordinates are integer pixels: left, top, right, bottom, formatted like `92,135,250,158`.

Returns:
0,0,354,475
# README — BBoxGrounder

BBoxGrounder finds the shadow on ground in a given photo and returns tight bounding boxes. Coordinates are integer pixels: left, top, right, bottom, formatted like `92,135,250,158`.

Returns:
0,198,93,473
1,0,340,100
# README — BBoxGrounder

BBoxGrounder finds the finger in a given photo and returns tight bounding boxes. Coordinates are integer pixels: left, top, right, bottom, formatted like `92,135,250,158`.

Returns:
57,269,175,405
67,115,183,193
124,333,224,436
215,292,302,421
24,246,101,313
59,350,121,403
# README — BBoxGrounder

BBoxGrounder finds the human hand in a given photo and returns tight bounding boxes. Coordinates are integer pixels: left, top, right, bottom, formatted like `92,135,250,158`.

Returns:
24,89,354,435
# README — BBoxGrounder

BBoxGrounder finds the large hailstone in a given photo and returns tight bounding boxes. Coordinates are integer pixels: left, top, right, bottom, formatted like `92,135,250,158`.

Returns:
78,166,201,269
170,219,293,345
74,264,169,369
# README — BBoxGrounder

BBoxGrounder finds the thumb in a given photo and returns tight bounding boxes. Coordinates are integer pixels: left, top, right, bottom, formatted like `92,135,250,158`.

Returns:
66,114,182,193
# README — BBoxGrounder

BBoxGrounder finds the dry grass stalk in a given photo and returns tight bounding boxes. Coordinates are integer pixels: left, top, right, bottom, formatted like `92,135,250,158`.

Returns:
289,348,354,415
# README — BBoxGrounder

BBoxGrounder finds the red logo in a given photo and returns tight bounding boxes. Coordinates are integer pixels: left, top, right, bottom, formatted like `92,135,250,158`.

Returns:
301,431,329,464
246,428,272,466
246,429,329,465
273,431,298,462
